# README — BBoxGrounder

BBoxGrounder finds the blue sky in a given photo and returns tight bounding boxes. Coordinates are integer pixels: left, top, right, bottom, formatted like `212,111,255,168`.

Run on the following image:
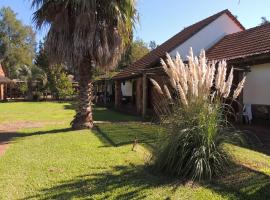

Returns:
1,0,270,45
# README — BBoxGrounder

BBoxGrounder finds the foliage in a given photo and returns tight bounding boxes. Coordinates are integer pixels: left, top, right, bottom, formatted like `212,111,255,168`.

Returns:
131,39,150,62
261,17,269,25
55,71,74,100
149,40,158,50
150,48,246,181
35,42,50,73
32,0,137,70
34,44,74,100
118,38,150,69
49,64,74,100
0,7,36,78
16,65,47,100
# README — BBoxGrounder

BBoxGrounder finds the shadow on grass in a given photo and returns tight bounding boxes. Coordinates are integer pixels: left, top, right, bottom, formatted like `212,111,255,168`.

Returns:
63,101,77,110
20,163,270,200
64,102,141,122
94,124,158,148
20,165,175,200
0,128,74,146
205,164,270,200
239,126,270,156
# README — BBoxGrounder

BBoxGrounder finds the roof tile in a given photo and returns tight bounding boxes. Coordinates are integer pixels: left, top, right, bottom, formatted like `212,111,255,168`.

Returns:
207,23,270,61
114,9,244,80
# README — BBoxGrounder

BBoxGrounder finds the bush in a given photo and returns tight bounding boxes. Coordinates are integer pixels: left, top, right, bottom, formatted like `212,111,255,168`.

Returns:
49,64,74,100
55,72,74,100
32,91,42,101
150,48,246,181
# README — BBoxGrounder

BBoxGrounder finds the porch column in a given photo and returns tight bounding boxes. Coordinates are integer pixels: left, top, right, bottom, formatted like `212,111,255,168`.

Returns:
142,74,148,118
114,80,121,109
136,77,143,114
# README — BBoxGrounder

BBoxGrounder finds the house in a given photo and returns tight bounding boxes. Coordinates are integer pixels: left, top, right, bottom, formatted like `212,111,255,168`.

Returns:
207,23,270,121
0,63,12,101
112,9,245,116
110,9,270,121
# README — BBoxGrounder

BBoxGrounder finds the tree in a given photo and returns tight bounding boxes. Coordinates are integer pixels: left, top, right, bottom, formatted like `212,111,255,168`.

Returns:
149,40,157,50
35,42,74,100
261,17,269,25
0,7,36,78
117,38,149,69
130,39,150,63
16,65,47,100
32,0,137,129
49,64,74,100
55,72,74,101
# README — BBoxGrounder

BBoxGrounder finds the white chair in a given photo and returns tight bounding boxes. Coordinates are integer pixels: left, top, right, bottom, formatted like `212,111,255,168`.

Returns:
243,104,252,124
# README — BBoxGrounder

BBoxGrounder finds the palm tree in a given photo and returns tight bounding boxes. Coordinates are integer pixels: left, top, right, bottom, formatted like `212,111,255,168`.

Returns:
32,0,137,129
16,65,47,100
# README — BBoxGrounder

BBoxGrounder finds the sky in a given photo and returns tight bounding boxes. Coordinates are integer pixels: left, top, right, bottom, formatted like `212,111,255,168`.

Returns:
0,0,270,45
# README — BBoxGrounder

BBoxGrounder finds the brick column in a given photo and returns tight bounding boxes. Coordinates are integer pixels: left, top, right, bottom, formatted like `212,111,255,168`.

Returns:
114,80,122,109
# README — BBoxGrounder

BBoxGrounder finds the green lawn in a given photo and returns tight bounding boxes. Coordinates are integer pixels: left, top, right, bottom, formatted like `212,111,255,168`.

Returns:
0,102,269,200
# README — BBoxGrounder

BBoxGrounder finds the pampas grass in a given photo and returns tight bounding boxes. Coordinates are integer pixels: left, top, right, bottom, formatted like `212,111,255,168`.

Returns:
233,76,246,99
153,48,245,107
151,48,246,181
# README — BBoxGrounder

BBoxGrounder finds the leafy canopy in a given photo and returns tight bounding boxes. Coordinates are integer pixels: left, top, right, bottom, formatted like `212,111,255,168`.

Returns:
35,43,74,99
0,7,36,78
117,38,150,69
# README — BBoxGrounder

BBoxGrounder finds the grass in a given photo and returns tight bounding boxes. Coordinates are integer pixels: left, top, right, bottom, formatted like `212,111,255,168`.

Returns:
0,102,269,199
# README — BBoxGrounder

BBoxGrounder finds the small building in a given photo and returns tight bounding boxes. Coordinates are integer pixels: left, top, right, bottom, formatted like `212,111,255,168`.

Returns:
113,9,245,117
112,9,270,122
0,63,12,101
207,23,270,121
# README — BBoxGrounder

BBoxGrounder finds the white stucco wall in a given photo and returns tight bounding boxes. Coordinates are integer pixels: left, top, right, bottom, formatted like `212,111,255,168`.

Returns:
243,63,270,105
170,14,243,59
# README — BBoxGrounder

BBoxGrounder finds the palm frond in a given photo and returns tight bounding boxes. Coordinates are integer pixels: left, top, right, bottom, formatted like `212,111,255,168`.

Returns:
31,0,137,70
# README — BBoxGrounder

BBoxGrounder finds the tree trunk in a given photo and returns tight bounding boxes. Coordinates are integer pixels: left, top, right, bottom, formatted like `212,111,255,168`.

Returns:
71,59,94,129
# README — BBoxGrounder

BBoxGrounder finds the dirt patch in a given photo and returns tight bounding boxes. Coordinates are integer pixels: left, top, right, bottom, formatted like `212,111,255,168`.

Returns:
0,121,44,133
0,121,44,156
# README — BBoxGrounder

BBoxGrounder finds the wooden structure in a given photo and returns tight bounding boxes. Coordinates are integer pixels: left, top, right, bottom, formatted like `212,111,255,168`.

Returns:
93,73,116,107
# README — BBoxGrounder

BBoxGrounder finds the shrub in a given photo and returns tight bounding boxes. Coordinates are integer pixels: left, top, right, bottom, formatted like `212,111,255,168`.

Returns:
49,64,74,100
55,72,74,100
150,48,246,181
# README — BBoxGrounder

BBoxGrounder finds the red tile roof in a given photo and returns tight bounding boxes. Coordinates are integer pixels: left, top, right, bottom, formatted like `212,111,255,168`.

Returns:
114,9,244,80
207,23,270,61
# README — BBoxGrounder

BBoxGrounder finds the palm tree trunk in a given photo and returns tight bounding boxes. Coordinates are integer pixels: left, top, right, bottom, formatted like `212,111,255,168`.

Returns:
71,60,94,129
